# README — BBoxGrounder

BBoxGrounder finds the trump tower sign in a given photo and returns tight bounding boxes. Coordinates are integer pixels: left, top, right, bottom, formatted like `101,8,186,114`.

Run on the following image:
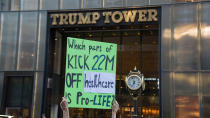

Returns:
64,37,117,109
48,7,160,27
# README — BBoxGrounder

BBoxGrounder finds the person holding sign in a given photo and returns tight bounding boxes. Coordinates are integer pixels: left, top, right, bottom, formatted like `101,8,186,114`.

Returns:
65,37,117,109
60,97,119,118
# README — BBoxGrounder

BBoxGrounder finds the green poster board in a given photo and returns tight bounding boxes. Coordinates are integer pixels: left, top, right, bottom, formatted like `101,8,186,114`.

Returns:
65,37,117,109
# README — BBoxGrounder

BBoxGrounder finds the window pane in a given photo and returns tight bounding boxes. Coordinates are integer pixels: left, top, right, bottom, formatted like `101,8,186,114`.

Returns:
122,31,141,74
83,0,102,8
201,72,210,117
201,96,210,117
201,72,210,96
175,96,199,118
127,0,148,6
174,0,198,3
32,72,44,118
104,0,123,8
36,11,47,71
6,76,33,108
60,0,80,9
0,12,18,71
142,34,159,77
0,0,10,10
150,0,170,5
21,0,38,10
6,77,23,107
201,3,210,70
201,72,210,116
161,71,172,118
173,4,199,70
17,12,38,71
174,72,198,96
22,77,33,107
40,0,59,10
11,0,20,10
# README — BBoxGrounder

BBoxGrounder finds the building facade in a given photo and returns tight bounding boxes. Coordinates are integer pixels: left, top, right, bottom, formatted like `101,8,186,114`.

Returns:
0,0,210,118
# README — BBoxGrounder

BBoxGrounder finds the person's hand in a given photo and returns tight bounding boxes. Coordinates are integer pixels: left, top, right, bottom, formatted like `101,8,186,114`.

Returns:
60,97,69,112
42,114,46,118
112,99,119,113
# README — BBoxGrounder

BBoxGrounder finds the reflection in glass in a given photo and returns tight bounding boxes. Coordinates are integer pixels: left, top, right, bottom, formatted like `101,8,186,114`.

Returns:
32,72,44,118
17,12,38,70
175,96,199,118
201,72,210,96
0,0,10,10
150,0,169,5
11,0,20,10
0,12,18,71
60,0,80,9
36,11,47,71
174,0,198,2
201,96,210,117
6,76,33,107
83,0,101,8
201,72,210,117
40,0,59,10
104,0,123,8
174,72,198,96
173,4,199,70
201,3,210,70
21,0,38,10
126,0,148,6
161,5,172,70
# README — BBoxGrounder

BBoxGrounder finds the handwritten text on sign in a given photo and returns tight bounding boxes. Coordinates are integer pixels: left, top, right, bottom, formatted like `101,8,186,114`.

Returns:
65,37,117,109
84,71,115,94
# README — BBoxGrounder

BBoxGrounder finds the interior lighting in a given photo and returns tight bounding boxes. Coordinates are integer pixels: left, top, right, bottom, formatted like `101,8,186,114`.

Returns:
124,32,128,36
112,33,116,36
88,33,93,37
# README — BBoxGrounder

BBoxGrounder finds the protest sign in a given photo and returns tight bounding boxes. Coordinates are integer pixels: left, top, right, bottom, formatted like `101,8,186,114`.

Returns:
65,37,117,109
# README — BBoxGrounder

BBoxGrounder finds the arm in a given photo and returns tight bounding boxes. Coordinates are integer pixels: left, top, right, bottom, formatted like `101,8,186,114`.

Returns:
112,99,119,118
60,97,70,118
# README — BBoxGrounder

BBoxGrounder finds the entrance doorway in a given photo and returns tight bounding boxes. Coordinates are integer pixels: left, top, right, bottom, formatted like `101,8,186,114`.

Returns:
46,24,159,118
1,72,33,118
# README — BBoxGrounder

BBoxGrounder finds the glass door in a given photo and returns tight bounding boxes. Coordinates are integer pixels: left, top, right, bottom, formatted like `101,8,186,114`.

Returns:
3,76,33,118
48,24,159,118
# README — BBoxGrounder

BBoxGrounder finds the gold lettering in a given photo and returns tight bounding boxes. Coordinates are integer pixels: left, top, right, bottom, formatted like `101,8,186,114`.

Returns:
78,13,91,24
92,12,100,24
51,9,158,25
68,13,77,25
148,9,158,21
112,11,123,23
51,14,59,25
103,12,112,23
138,10,147,22
123,10,137,22
59,14,68,25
